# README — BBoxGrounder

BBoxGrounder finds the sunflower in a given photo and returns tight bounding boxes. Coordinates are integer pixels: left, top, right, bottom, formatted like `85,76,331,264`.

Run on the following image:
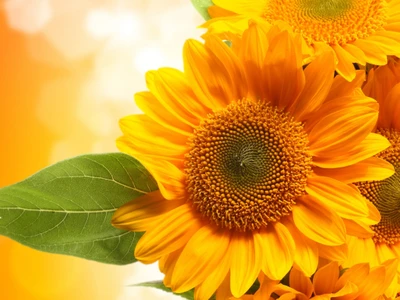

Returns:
240,260,398,300
112,23,393,299
202,0,400,81
344,58,400,297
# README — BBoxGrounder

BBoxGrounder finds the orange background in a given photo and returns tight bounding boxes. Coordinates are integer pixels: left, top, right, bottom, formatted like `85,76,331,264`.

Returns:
0,2,202,299
0,9,130,300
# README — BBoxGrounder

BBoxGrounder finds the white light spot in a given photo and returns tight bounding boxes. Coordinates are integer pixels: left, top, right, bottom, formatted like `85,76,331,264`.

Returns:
5,0,52,34
134,46,166,74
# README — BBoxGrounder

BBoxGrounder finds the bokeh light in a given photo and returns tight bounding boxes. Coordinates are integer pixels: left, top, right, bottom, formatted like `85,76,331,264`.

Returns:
0,1,204,298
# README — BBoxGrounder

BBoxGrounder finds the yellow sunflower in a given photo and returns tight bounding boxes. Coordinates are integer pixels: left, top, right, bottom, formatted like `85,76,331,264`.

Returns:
240,260,398,300
202,0,400,81
112,23,394,299
344,58,400,297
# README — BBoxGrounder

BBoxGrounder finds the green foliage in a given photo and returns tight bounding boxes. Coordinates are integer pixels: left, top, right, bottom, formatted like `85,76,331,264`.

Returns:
0,153,157,265
191,0,214,20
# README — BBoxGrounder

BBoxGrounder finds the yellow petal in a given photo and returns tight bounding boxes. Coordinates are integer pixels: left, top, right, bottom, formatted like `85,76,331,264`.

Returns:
318,243,348,263
150,68,210,121
286,221,319,277
171,225,231,293
306,175,369,219
254,223,295,280
135,91,192,136
212,0,265,16
293,195,346,246
308,105,378,157
332,44,357,81
112,191,184,231
135,204,202,263
313,133,391,168
194,249,232,300
230,233,260,298
313,157,394,184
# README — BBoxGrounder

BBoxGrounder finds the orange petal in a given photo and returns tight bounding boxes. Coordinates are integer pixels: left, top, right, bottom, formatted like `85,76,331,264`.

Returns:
381,82,400,129
263,30,305,109
313,133,391,168
112,191,184,231
286,221,319,277
230,233,260,298
325,70,365,102
313,261,339,295
135,91,192,136
171,225,231,292
204,34,248,102
183,38,243,111
289,268,313,298
292,195,346,246
194,247,232,300
318,243,348,262
254,223,295,280
239,22,269,99
335,262,369,292
306,175,369,219
343,219,374,239
135,204,202,263
150,68,210,121
290,50,335,122
313,157,394,184
308,105,378,157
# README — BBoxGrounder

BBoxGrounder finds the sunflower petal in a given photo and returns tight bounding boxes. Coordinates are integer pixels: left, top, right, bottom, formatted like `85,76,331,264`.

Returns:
135,204,202,263
112,191,184,231
313,261,339,295
171,225,231,292
290,50,335,121
230,233,260,297
263,30,305,109
313,133,391,168
286,221,318,277
254,223,295,280
306,175,369,219
293,195,346,246
313,157,394,184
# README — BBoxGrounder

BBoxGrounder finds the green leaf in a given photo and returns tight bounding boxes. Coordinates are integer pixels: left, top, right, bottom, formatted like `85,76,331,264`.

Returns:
191,0,214,20
0,153,157,265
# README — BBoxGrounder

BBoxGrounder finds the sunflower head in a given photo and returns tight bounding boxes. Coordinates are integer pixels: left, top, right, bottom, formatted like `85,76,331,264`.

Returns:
352,60,400,249
203,0,400,80
112,23,393,299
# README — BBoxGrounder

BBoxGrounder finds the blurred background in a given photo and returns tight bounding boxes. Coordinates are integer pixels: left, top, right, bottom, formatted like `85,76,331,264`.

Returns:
0,1,204,299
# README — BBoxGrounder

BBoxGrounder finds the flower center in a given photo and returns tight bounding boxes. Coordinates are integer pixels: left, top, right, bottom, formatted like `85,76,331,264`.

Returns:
355,128,400,245
185,100,312,231
263,0,387,45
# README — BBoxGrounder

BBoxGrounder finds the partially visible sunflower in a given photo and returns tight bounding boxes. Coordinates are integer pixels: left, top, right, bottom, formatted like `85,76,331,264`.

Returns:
202,0,400,81
112,23,393,299
238,260,398,300
344,58,400,298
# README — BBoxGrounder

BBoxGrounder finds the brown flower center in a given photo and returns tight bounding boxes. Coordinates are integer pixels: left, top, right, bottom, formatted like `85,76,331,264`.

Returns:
185,100,312,231
263,0,387,45
356,128,400,245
